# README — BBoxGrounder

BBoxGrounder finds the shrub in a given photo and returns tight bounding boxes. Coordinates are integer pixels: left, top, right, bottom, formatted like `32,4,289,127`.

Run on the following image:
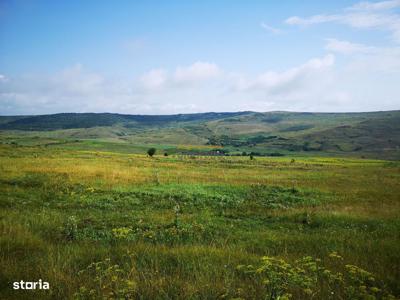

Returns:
268,152,285,157
147,148,156,157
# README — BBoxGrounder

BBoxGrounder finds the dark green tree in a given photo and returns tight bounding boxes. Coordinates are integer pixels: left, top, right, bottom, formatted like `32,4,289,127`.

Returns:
147,148,156,157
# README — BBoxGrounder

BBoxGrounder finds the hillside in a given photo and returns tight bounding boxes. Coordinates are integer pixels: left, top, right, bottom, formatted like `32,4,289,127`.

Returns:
0,110,399,159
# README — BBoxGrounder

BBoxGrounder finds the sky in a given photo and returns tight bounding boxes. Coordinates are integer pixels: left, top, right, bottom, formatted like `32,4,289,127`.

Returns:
0,0,400,115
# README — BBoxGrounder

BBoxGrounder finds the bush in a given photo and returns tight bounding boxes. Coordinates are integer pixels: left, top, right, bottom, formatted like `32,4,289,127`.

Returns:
147,148,156,157
268,152,285,157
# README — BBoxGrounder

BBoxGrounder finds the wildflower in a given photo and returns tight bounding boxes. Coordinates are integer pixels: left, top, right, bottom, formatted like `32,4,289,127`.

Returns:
370,287,380,293
329,251,343,260
303,288,313,295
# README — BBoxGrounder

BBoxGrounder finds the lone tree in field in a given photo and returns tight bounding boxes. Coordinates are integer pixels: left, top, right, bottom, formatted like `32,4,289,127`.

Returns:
147,148,156,157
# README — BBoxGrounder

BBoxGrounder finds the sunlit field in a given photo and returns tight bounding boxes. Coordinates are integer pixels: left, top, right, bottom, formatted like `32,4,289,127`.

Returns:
3,0,400,298
0,142,399,299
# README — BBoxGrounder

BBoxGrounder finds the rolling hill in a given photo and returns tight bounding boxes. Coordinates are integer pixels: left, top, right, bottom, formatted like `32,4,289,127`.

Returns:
0,110,399,159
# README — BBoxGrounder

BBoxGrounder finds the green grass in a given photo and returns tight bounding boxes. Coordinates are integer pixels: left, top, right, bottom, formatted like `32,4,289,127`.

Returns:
0,141,399,299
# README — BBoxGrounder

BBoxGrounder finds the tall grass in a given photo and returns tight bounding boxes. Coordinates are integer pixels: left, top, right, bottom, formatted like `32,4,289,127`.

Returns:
0,144,399,299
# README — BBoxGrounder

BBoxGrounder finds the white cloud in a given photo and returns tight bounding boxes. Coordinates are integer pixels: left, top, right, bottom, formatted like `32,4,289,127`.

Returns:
286,14,340,26
52,64,105,95
1,49,399,115
0,74,8,82
325,38,377,54
346,46,400,72
236,54,335,94
0,65,132,115
140,69,167,90
260,22,283,34
323,38,400,72
138,62,221,92
286,0,400,43
348,0,400,11
173,61,221,83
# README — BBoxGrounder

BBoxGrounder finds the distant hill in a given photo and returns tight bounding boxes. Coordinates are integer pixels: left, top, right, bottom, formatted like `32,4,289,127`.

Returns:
0,110,399,159
0,112,251,130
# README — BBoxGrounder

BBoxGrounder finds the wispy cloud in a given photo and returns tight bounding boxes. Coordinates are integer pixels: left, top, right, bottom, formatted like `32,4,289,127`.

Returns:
325,38,377,54
260,22,283,34
174,62,221,83
323,38,400,71
140,69,167,90
139,61,222,92
286,15,340,26
347,0,400,11
286,0,400,43
234,54,335,94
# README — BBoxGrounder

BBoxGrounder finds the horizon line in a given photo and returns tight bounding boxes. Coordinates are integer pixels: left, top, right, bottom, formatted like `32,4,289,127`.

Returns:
1,109,399,117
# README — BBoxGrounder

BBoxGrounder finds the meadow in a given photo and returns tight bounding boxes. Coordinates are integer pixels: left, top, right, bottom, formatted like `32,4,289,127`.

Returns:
0,142,399,299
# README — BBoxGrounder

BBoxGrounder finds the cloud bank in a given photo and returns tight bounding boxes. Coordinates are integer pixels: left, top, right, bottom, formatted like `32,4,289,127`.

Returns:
1,49,397,115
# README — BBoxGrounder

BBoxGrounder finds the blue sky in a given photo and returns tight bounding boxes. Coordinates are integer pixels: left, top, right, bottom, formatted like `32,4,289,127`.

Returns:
1,0,400,115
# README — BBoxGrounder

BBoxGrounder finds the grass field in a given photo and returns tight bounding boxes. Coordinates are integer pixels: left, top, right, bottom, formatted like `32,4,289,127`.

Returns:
0,141,399,299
